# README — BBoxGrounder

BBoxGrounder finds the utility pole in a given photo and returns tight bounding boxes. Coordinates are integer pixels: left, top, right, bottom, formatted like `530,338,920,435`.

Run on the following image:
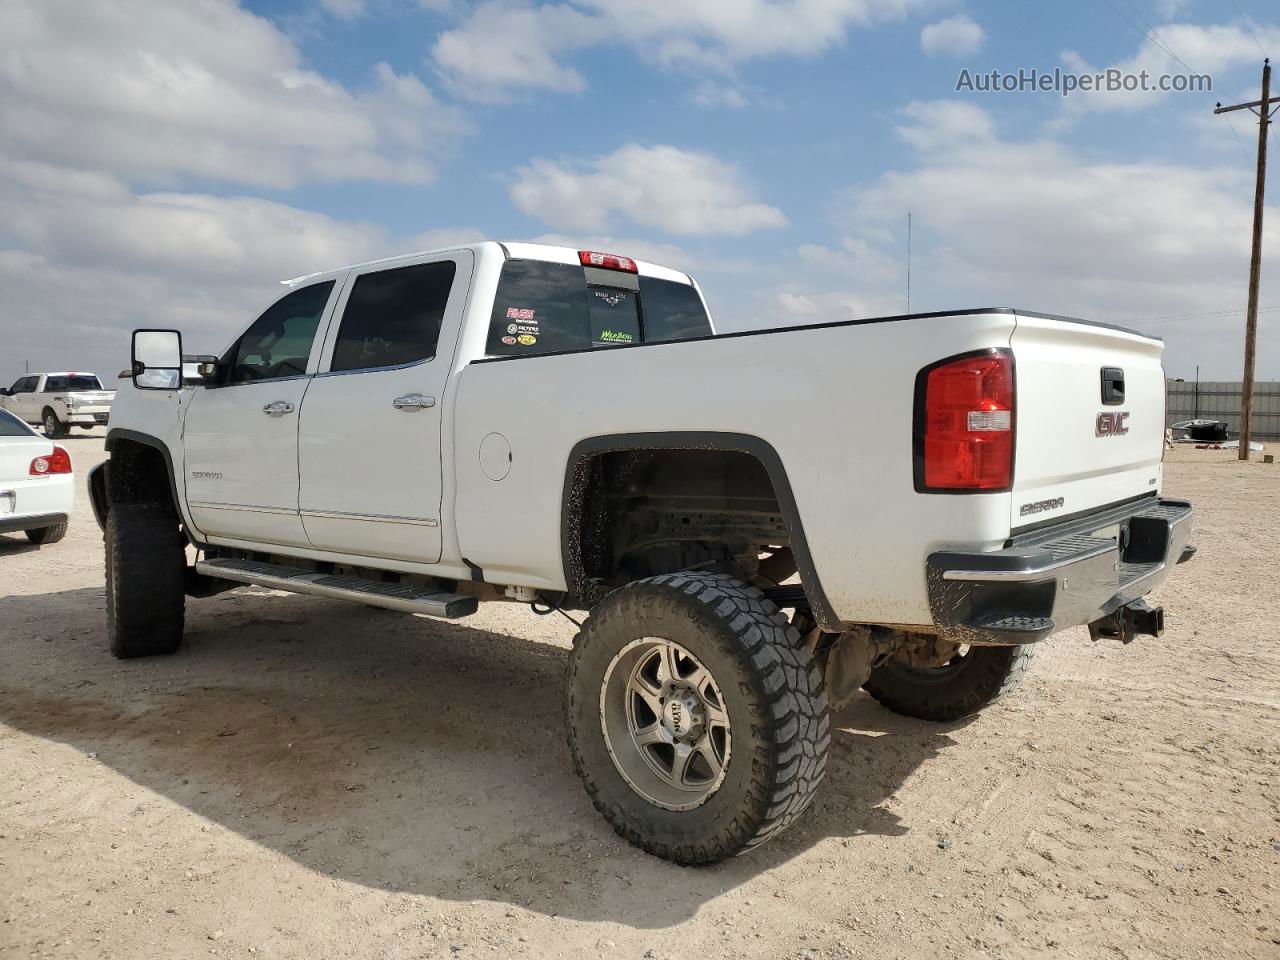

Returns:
1216,60,1279,461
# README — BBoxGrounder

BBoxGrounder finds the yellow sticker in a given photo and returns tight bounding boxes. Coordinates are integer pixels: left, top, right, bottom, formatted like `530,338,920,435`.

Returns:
518,334,537,346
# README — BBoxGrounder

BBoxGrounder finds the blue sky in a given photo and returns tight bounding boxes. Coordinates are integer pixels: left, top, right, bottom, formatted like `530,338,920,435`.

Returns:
3,0,1279,381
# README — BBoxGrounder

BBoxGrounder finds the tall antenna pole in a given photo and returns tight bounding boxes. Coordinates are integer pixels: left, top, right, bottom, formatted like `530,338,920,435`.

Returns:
1215,59,1278,460
906,212,912,315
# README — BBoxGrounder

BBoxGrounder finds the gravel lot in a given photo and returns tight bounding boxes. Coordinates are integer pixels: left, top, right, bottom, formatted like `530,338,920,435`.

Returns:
1,438,1277,959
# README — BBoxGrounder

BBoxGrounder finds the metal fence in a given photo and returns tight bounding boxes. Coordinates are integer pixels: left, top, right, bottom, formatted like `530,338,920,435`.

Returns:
1166,379,1280,439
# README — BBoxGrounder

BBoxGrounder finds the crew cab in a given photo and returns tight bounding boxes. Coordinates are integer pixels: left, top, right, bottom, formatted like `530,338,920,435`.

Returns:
0,372,115,437
90,241,1194,865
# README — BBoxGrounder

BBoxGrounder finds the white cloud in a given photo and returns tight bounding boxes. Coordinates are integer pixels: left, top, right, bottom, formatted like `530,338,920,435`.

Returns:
510,144,787,236
920,14,985,58
433,0,929,101
759,100,1280,377
433,2,606,101
0,157,479,379
319,0,366,18
1060,22,1280,115
0,0,467,188
1155,0,1191,20
894,100,995,151
690,81,751,110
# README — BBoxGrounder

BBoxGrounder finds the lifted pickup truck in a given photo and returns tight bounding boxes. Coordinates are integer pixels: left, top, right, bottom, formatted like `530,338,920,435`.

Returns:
0,372,116,437
91,241,1194,864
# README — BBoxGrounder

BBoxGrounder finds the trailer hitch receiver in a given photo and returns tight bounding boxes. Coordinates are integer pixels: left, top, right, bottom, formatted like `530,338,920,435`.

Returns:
1088,598,1165,645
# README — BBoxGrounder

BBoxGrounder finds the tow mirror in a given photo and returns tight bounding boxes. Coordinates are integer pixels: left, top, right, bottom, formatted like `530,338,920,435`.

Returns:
131,329,183,390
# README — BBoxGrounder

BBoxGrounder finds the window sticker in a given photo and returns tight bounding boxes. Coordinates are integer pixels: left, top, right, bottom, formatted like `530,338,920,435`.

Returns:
595,329,634,344
506,307,536,321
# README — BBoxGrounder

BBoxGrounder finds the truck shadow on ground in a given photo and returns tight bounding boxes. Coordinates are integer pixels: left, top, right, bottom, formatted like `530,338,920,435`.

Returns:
0,533,42,555
0,585,968,928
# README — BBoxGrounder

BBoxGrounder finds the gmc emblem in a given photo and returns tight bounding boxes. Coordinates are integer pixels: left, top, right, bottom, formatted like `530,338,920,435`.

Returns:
1096,411,1130,437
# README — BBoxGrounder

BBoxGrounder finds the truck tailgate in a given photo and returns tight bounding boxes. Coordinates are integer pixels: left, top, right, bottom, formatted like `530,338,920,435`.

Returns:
1010,313,1165,529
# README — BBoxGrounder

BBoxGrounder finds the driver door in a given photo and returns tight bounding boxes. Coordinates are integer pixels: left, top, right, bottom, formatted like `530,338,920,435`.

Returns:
4,377,38,423
182,278,344,547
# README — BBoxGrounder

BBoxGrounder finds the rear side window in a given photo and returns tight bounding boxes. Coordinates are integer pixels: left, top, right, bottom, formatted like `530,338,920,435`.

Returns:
487,260,711,357
638,277,713,342
0,409,33,436
45,375,103,392
331,260,457,373
228,281,335,384
486,261,590,355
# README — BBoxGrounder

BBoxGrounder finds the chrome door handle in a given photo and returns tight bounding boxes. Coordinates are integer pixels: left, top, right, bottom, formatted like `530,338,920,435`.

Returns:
262,401,295,417
393,394,436,411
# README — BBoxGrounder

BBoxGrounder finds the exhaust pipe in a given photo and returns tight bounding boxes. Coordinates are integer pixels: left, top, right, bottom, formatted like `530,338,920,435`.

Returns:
1088,598,1164,645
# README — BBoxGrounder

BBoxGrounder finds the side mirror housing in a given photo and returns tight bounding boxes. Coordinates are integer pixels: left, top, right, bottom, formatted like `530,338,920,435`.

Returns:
181,356,220,385
131,329,183,390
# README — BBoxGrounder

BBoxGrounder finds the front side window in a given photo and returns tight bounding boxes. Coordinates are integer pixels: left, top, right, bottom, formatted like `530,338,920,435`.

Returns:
10,377,36,394
330,260,456,373
0,409,34,436
227,281,335,384
45,375,103,392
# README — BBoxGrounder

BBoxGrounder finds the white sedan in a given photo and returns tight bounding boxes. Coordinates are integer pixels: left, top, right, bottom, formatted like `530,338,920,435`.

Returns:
0,408,73,545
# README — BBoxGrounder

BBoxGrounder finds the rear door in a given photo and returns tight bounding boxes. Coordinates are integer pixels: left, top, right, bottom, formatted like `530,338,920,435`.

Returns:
1009,313,1166,528
182,279,341,547
297,250,472,563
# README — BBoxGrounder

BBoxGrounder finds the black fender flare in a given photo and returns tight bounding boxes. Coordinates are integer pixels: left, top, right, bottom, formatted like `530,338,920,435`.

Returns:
560,431,840,631
97,428,188,535
87,462,108,531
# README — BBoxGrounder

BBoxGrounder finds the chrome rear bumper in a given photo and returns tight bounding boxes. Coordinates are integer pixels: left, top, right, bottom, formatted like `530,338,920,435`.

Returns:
926,497,1194,645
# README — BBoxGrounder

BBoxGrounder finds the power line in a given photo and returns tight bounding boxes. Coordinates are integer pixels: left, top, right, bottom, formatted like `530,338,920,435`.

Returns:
1229,0,1269,59
1096,0,1196,73
1226,111,1256,165
1116,0,1196,71
1121,304,1280,326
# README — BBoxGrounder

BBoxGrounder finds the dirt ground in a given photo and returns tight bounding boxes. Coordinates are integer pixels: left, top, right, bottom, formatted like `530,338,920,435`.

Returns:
1,437,1277,960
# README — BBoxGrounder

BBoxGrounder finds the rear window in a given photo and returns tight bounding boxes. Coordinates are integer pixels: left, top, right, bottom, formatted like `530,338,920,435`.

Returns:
638,277,713,342
331,260,456,373
45,375,102,391
486,260,710,357
0,409,33,437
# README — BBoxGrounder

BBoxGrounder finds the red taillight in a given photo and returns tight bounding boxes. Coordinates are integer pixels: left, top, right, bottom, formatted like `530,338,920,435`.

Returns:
916,350,1014,491
30,446,72,476
578,250,637,273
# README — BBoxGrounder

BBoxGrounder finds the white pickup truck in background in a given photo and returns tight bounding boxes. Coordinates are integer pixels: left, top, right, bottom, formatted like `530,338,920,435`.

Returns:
89,240,1194,865
0,372,116,437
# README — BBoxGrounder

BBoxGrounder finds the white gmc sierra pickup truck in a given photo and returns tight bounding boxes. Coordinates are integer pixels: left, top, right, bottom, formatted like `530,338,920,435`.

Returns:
91,241,1194,864
0,372,116,437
